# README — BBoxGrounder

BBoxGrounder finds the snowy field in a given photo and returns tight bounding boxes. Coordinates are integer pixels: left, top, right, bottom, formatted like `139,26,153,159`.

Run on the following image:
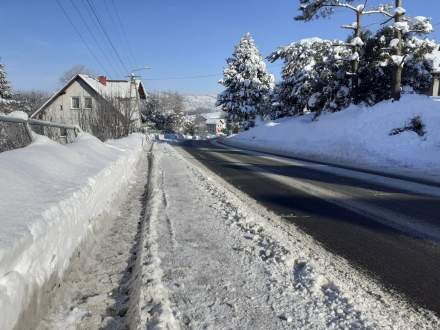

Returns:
0,133,146,329
225,95,440,181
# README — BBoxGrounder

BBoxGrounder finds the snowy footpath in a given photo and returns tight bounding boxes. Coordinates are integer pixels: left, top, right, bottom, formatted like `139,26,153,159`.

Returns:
136,142,439,329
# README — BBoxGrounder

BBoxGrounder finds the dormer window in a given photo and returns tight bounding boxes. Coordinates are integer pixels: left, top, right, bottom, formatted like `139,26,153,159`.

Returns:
71,96,80,109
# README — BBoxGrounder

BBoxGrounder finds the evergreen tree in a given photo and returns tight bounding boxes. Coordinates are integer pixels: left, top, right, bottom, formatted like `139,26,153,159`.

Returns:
377,1,433,100
295,0,393,101
217,33,274,125
358,27,436,104
268,83,290,120
0,61,12,101
269,33,436,117
268,38,352,117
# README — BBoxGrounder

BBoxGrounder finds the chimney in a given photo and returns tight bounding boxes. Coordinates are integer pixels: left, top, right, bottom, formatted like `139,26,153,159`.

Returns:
98,75,107,86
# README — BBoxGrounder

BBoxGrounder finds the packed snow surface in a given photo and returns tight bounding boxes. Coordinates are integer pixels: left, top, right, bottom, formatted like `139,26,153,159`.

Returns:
14,140,440,329
227,95,440,180
0,133,145,330
135,142,439,328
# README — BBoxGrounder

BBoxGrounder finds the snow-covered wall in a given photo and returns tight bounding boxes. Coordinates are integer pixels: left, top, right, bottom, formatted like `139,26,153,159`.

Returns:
0,133,146,329
226,95,440,180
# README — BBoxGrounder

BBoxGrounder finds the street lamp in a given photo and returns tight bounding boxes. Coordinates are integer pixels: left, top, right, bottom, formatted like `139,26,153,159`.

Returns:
129,66,151,77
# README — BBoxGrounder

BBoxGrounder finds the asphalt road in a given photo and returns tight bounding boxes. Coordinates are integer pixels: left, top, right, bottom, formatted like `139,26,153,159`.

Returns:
176,139,440,317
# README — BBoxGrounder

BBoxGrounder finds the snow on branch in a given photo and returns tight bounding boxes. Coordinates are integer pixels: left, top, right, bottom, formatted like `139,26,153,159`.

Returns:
296,0,394,21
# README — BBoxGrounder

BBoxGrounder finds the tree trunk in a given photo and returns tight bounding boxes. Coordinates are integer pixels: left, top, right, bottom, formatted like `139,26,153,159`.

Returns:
392,0,403,101
352,11,362,102
392,60,403,101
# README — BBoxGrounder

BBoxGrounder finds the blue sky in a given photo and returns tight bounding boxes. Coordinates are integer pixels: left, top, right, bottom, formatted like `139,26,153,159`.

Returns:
1,0,439,94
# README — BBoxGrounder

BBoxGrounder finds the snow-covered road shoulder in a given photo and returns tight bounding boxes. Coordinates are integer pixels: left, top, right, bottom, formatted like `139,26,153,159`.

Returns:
224,95,440,182
140,142,439,329
0,133,146,330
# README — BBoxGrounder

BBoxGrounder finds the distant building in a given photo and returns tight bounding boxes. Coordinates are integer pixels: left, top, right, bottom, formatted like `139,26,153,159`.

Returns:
427,47,440,97
206,118,226,135
31,74,146,139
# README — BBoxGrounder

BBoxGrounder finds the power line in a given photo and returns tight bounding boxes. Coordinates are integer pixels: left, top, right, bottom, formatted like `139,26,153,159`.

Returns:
144,65,285,81
68,0,118,77
144,73,222,81
79,0,124,78
109,0,138,69
85,0,129,76
102,0,135,70
55,0,108,75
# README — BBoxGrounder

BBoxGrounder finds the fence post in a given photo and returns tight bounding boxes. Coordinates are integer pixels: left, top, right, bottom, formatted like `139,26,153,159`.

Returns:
24,122,34,143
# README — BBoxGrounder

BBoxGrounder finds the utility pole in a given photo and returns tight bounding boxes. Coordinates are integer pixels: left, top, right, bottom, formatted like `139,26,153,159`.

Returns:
127,67,151,133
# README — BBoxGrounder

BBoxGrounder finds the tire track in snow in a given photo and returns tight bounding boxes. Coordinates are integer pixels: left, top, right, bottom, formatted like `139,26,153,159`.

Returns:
133,144,180,330
161,170,178,251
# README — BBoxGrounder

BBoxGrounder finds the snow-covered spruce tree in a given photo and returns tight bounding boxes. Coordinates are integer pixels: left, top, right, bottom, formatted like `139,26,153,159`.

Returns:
268,83,290,120
295,0,393,101
0,61,12,102
0,61,17,113
377,1,433,100
268,38,352,117
217,33,274,125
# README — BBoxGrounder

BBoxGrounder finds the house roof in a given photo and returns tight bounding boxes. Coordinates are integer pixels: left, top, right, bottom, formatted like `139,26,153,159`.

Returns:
79,74,146,99
206,118,225,125
31,74,147,118
201,111,225,120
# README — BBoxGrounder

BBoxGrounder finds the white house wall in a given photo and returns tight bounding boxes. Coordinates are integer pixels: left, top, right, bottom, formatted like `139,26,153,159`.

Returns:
38,79,97,132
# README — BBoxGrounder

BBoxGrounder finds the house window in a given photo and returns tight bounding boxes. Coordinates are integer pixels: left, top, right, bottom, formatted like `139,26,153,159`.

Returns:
84,97,92,109
71,96,80,109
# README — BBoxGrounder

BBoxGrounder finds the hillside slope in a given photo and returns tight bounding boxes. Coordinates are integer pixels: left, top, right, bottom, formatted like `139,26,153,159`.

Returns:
182,94,218,113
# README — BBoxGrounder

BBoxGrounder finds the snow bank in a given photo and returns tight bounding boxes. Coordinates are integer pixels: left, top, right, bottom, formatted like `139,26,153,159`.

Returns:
0,133,145,330
226,95,440,179
0,111,28,120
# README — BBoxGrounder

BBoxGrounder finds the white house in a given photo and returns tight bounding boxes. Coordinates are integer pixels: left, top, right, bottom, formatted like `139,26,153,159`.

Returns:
32,74,147,139
206,118,226,135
